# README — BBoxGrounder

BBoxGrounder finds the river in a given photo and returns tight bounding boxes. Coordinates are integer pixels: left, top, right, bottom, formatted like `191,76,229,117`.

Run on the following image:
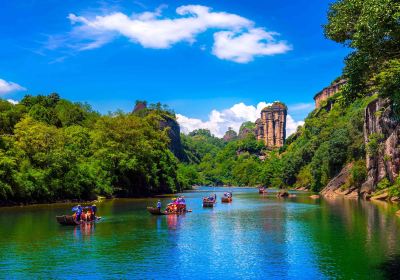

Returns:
1,187,400,279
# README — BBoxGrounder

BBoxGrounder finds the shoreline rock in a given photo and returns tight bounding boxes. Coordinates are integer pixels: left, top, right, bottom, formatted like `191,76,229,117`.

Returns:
276,190,289,198
371,192,389,201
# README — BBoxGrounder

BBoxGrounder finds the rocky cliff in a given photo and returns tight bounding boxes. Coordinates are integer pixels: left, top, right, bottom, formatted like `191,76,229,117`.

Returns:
132,101,187,161
321,97,400,199
238,121,255,139
223,128,238,142
320,163,359,199
159,115,187,161
313,79,346,108
360,98,400,196
255,102,287,148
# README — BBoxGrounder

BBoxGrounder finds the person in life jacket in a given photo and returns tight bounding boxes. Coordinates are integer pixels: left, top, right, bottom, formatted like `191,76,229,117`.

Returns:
91,204,97,220
76,205,83,221
86,209,93,221
81,211,87,222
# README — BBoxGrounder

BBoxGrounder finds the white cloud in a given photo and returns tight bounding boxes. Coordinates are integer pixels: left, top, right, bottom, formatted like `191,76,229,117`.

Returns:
7,99,19,105
177,101,304,138
65,5,291,62
212,28,292,63
0,79,26,95
286,114,304,136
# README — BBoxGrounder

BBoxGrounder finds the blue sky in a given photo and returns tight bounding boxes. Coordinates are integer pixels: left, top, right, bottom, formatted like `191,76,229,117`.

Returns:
0,0,348,136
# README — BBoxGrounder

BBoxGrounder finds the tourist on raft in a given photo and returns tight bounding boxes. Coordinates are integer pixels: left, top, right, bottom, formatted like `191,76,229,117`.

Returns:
224,192,232,198
72,205,97,222
91,204,97,220
165,196,186,213
76,205,83,221
157,200,162,211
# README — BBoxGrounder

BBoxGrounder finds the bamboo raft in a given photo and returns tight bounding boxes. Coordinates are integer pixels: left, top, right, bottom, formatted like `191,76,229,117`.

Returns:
259,188,267,194
147,207,167,215
221,196,232,203
56,215,101,226
203,198,217,207
147,207,192,215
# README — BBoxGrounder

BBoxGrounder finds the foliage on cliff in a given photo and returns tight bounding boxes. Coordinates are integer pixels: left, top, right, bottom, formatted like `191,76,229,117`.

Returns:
280,96,375,191
323,0,400,195
179,93,375,191
324,0,400,114
0,94,181,204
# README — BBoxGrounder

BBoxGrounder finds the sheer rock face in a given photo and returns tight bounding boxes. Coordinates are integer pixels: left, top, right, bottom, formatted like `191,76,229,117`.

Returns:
159,116,187,161
133,101,147,113
361,98,400,196
133,102,187,161
313,79,346,108
320,163,358,198
238,127,253,139
255,102,287,148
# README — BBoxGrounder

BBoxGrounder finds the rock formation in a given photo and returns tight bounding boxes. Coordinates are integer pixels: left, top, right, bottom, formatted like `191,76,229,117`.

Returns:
132,101,187,161
255,102,287,148
320,163,359,199
321,97,400,199
361,98,400,196
314,79,346,108
133,101,147,113
238,121,255,139
223,128,238,142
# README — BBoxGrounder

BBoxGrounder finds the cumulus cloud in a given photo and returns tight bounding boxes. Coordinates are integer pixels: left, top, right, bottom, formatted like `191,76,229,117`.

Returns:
7,99,19,105
177,101,304,138
286,115,304,136
64,5,291,62
212,28,292,63
0,79,26,95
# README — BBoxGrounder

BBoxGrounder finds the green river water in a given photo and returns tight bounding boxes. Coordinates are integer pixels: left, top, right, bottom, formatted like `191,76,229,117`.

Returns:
0,187,400,279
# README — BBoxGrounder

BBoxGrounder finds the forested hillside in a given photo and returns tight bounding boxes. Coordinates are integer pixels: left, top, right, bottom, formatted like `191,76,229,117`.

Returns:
179,0,400,200
1,0,399,205
177,93,375,191
0,94,181,204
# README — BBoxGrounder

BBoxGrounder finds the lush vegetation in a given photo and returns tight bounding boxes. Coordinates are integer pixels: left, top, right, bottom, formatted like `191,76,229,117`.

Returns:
180,130,264,187
178,0,400,194
2,0,400,204
179,93,375,192
324,0,400,195
0,94,182,204
324,0,400,113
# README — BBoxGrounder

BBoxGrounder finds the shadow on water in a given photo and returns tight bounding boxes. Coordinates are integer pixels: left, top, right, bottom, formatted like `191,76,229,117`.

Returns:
378,255,400,280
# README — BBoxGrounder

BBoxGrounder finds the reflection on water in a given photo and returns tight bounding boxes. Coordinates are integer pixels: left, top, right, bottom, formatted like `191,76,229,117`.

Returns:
0,187,399,279
166,213,180,230
73,223,96,240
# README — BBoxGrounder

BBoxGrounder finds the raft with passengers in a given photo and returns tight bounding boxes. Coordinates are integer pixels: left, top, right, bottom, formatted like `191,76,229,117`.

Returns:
221,192,232,203
147,196,191,215
203,194,217,207
259,187,267,194
56,204,101,225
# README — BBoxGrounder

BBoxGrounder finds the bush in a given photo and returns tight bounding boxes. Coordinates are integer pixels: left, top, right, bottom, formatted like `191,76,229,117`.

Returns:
366,133,384,156
351,160,367,188
388,176,400,198
376,178,391,191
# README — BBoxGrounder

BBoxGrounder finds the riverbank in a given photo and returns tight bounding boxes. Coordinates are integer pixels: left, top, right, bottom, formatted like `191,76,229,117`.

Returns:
0,187,194,208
